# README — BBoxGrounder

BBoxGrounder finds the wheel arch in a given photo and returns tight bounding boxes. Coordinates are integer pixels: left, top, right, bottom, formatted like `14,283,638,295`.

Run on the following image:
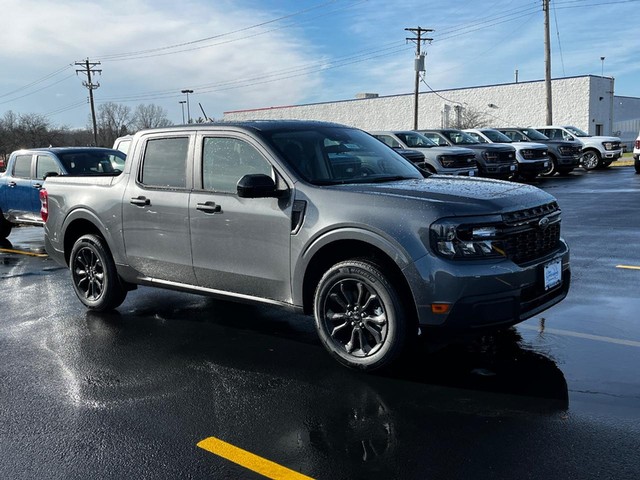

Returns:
63,218,103,265
60,208,120,265
299,237,418,329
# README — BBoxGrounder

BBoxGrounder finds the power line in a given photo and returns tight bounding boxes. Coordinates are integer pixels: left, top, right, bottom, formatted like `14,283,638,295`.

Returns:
97,0,366,62
0,65,73,101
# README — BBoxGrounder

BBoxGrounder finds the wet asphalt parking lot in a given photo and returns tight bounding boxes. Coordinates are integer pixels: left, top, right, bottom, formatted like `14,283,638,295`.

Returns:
1,165,639,480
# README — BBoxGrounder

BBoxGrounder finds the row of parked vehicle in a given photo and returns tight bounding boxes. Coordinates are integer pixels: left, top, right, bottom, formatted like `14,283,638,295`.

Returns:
370,125,623,181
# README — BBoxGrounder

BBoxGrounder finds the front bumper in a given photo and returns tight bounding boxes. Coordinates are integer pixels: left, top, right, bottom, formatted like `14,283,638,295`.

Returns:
556,154,582,167
406,239,570,330
479,162,518,177
603,149,623,160
518,159,550,175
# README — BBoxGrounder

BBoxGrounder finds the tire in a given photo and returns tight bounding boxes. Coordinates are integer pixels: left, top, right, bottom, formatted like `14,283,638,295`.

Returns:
0,213,12,239
635,158,640,174
70,234,127,311
581,150,601,170
540,156,557,177
313,259,410,371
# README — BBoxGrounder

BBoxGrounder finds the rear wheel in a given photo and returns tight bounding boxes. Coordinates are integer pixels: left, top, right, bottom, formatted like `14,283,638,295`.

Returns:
0,213,12,239
70,234,127,311
635,157,640,174
314,259,410,371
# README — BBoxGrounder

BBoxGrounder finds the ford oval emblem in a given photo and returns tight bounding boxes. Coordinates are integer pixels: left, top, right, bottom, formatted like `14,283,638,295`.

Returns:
538,216,551,230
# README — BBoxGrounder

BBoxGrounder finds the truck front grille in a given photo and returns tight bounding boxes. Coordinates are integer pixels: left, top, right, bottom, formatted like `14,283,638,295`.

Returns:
441,153,476,168
500,202,561,265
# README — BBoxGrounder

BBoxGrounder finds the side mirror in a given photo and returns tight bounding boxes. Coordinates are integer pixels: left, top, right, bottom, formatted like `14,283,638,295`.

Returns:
237,174,278,198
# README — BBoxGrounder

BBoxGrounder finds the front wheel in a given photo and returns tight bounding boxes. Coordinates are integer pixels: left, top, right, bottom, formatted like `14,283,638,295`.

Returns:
540,156,557,177
70,234,127,311
581,150,601,170
314,260,410,371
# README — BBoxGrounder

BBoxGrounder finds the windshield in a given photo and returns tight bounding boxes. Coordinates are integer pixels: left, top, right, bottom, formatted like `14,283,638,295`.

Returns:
564,126,590,137
483,130,512,143
395,132,437,148
520,128,549,140
442,130,479,145
57,149,126,175
263,127,423,185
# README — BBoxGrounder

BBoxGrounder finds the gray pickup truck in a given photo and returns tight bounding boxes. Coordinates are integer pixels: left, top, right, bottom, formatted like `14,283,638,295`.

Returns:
42,121,570,371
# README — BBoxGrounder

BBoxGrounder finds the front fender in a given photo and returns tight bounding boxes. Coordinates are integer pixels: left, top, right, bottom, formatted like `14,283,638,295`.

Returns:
291,227,413,307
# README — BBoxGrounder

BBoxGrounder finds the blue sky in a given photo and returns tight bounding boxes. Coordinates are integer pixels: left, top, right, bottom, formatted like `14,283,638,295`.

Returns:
1,0,638,129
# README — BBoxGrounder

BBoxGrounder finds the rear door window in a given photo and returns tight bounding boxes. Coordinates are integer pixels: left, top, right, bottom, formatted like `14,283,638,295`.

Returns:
140,137,189,188
12,154,33,178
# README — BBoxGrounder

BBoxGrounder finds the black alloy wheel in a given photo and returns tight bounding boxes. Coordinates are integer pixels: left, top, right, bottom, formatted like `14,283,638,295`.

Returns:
70,234,127,311
314,259,410,371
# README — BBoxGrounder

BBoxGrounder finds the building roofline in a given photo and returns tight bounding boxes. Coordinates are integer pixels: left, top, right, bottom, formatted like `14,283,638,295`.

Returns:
224,75,610,115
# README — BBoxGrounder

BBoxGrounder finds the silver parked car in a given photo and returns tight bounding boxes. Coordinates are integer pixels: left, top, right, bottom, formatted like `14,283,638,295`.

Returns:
370,130,478,176
464,128,550,181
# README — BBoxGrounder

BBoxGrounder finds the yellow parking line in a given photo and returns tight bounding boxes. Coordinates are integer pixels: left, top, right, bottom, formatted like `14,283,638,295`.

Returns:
0,247,47,258
197,437,314,480
616,265,640,270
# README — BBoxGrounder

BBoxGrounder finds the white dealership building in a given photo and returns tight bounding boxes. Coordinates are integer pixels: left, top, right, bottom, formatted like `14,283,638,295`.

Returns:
224,75,640,149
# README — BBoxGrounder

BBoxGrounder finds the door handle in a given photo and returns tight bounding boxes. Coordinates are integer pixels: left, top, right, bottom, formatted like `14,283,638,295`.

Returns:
33,183,43,189
8,181,16,187
196,201,222,214
130,196,150,206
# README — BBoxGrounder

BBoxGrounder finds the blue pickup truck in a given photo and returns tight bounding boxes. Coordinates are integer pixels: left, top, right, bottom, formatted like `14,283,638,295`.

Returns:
0,147,125,239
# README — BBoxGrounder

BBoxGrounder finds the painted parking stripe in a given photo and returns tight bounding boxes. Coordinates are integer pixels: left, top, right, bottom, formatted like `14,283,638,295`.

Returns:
616,265,640,270
519,324,640,348
197,437,315,480
0,247,47,257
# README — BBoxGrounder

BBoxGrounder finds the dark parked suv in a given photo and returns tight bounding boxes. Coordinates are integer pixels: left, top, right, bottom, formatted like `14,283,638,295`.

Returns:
497,127,582,176
419,129,517,179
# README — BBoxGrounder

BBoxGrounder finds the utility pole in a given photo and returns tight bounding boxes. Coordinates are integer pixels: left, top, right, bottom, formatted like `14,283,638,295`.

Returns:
405,27,433,130
75,59,101,145
543,0,552,124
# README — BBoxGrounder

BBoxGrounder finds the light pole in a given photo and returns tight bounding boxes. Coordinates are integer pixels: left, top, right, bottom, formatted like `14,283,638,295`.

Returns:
181,89,194,123
600,56,605,76
179,100,186,124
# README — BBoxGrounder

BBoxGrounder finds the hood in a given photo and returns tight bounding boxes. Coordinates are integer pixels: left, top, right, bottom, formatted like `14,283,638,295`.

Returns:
586,135,620,142
459,143,514,152
332,176,554,216
423,146,476,156
512,141,547,150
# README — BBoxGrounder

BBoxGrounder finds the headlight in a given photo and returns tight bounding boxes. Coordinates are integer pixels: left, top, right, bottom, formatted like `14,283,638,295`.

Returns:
602,142,613,150
430,220,505,259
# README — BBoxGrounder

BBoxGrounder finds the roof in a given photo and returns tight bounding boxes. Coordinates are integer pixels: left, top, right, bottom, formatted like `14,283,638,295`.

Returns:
13,147,122,154
139,119,353,135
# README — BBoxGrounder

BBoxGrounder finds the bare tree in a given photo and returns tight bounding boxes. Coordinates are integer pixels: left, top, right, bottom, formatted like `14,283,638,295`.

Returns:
132,104,173,131
0,110,59,153
95,102,132,147
450,105,490,130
